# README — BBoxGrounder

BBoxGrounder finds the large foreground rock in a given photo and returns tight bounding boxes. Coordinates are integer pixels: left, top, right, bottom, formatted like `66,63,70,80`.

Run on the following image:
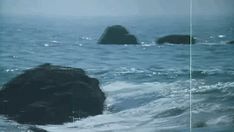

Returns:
156,35,196,44
98,25,138,44
0,63,105,125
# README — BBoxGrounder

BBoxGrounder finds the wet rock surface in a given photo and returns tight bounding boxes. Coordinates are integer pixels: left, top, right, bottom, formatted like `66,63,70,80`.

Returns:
0,63,105,125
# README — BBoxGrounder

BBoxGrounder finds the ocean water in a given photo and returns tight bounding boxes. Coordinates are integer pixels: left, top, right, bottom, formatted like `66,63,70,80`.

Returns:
0,15,234,132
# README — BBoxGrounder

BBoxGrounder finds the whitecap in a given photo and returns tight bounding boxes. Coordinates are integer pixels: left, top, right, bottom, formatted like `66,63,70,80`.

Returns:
5,68,18,72
207,115,232,126
209,36,214,39
80,36,92,40
44,43,49,47
218,35,225,38
51,40,59,43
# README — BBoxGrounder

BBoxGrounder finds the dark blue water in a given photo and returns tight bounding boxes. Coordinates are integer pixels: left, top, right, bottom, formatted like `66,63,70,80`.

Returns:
0,15,234,132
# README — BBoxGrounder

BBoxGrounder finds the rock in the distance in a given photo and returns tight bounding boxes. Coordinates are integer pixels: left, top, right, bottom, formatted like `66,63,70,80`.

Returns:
227,40,234,44
0,63,105,125
156,35,196,44
98,25,138,44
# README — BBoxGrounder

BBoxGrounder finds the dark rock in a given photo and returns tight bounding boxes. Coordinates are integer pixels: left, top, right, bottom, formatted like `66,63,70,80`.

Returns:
98,25,138,44
227,41,234,44
192,122,207,128
156,35,196,44
0,63,105,125
28,126,48,132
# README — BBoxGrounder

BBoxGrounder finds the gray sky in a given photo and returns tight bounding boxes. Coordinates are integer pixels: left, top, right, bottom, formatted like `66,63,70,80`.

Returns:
0,0,233,17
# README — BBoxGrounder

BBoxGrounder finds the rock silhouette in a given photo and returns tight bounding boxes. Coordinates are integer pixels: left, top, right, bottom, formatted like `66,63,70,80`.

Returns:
227,41,234,44
0,63,105,125
98,25,138,44
156,35,196,44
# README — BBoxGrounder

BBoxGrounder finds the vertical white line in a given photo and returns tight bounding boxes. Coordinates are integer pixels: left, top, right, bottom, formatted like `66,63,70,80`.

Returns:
189,0,193,131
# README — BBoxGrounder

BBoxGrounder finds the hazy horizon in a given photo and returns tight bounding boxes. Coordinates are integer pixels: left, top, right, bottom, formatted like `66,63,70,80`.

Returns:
0,0,233,17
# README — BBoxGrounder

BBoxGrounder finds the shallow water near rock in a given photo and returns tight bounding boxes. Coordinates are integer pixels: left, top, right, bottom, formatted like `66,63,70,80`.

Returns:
0,15,234,131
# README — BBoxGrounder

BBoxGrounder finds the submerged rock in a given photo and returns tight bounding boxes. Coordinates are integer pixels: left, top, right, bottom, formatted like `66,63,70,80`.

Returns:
0,63,105,125
28,126,48,132
192,122,207,128
227,40,234,44
98,25,138,44
156,35,196,44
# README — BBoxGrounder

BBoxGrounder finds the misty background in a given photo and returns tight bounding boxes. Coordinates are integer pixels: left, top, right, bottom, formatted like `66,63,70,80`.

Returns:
0,0,233,17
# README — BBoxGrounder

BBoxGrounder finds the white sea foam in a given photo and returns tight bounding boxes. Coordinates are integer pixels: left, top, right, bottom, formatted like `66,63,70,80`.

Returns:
36,80,234,132
218,35,225,38
39,81,191,132
44,43,49,47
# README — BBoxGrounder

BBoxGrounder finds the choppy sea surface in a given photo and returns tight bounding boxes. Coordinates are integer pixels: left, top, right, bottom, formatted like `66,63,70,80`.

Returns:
0,15,234,132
